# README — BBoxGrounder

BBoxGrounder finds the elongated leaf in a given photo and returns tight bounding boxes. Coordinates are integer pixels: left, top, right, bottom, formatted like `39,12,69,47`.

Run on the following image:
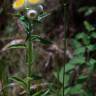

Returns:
38,12,50,21
9,76,27,89
31,35,52,45
32,90,43,96
54,70,69,86
23,77,33,84
9,44,26,49
1,39,25,51
42,89,50,96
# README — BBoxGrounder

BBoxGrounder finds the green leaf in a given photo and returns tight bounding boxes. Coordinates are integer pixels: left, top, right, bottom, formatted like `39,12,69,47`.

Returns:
88,58,96,66
9,44,26,49
42,89,50,96
77,75,87,84
85,9,93,16
1,39,25,51
67,56,85,65
84,7,96,16
74,47,85,55
63,74,70,87
64,87,71,95
69,84,83,94
31,35,52,45
59,87,71,96
19,16,26,21
9,76,27,89
84,21,95,32
32,90,43,96
54,69,69,85
91,32,96,38
71,39,81,49
23,77,33,84
78,6,96,17
38,12,50,21
65,64,75,72
74,44,96,55
88,58,96,71
32,89,50,96
75,32,90,45
75,32,88,39
87,44,96,51
38,37,52,45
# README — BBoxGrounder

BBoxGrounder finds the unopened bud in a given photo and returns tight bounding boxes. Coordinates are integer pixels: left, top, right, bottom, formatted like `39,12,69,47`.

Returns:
37,5,44,13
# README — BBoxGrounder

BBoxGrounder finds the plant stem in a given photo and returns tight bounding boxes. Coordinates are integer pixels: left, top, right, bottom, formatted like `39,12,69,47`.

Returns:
57,68,60,96
27,32,33,96
2,67,9,96
63,0,69,96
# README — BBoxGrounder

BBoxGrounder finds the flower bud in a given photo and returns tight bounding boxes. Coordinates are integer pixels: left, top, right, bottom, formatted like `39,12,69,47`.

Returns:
36,5,44,13
27,9,37,19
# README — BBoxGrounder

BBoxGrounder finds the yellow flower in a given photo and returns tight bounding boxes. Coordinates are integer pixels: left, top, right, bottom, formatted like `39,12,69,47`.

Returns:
12,0,44,10
13,0,25,10
28,0,44,5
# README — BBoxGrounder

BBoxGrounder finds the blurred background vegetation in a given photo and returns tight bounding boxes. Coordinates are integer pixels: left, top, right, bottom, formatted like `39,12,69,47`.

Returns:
0,0,96,96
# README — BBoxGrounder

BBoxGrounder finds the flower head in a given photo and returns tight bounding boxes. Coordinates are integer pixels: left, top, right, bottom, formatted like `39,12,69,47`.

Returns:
12,0,25,10
12,0,44,10
28,0,44,5
27,9,37,19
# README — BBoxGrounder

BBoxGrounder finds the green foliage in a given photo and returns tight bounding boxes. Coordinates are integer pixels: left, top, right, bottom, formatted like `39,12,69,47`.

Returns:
54,15,96,95
1,1,96,96
78,6,96,16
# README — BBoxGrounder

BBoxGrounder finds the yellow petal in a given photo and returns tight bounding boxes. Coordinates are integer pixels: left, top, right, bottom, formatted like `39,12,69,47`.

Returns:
12,0,25,10
28,0,44,5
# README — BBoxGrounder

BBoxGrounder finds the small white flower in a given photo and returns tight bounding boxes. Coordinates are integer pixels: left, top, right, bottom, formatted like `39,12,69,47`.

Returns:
27,9,38,19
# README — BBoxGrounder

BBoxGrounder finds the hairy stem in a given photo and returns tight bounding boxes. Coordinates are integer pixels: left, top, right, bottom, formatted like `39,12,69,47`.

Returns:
27,33,33,96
